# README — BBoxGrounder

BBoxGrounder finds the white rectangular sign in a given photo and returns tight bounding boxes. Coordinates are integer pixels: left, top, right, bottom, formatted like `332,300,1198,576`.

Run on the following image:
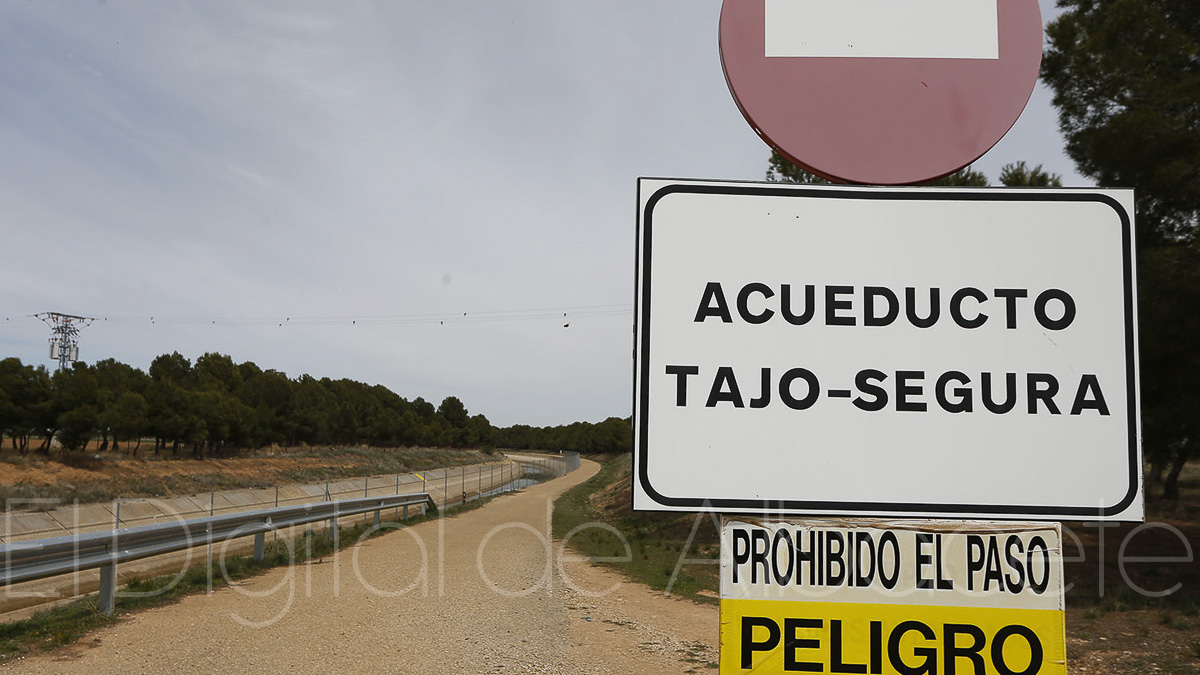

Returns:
633,179,1142,521
765,0,999,60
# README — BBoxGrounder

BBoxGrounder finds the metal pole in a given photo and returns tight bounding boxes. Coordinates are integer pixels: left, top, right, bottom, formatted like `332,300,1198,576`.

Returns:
98,563,116,615
100,500,119,614
274,486,279,542
206,522,213,596
207,491,214,588
331,501,340,549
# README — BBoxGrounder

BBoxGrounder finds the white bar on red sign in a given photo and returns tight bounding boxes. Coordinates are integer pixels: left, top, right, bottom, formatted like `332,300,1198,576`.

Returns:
764,0,1000,60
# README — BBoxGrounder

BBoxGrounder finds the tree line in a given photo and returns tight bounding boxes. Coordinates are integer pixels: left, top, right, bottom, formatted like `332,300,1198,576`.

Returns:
0,352,631,457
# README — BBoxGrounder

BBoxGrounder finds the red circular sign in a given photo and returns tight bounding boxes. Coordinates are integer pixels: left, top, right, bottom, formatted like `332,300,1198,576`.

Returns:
720,0,1043,185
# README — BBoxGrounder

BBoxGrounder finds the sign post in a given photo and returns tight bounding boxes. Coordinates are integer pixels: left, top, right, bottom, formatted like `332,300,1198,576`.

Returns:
639,4,1143,672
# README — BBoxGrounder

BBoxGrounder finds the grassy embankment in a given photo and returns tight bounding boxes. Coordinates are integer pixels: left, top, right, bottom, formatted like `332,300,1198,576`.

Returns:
552,454,720,604
0,444,498,506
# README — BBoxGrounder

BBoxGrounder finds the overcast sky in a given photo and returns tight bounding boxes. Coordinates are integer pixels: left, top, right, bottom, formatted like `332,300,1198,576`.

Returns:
0,1,1087,428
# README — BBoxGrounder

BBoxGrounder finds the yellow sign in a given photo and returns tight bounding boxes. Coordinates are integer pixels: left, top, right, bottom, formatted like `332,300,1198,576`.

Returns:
720,519,1065,674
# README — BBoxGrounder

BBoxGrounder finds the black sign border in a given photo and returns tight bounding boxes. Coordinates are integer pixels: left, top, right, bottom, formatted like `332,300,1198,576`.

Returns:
634,179,1140,519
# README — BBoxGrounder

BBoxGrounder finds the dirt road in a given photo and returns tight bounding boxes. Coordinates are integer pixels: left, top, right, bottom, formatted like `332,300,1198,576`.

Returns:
4,460,720,674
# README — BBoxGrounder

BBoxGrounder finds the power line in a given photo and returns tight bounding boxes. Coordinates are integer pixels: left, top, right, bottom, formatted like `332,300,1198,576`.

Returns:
90,303,632,327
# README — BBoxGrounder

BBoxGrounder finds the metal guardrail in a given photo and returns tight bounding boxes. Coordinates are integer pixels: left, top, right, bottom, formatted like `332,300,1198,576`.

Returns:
2,492,436,614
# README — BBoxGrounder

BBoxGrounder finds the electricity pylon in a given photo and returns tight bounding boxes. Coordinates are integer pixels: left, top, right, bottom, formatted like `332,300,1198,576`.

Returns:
34,312,95,371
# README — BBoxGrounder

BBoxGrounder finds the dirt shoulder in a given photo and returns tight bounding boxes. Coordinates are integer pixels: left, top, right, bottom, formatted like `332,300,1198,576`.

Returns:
3,459,720,674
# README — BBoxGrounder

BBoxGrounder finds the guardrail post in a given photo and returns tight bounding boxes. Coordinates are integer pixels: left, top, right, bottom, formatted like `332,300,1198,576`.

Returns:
254,532,265,562
403,504,408,520
330,503,339,550
373,509,380,527
206,522,213,596
97,563,116,615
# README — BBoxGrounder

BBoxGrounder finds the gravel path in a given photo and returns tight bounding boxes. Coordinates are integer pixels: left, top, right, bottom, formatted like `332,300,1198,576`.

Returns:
4,459,719,674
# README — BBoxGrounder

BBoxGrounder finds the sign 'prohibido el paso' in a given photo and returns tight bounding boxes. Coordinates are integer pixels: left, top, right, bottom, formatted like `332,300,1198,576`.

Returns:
720,519,1066,674
633,179,1142,521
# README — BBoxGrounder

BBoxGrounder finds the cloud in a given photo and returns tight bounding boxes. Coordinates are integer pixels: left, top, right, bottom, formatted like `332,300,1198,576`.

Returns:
0,0,1086,427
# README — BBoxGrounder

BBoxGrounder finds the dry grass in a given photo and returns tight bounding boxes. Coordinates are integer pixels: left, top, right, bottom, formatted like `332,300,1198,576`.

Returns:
0,444,495,507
